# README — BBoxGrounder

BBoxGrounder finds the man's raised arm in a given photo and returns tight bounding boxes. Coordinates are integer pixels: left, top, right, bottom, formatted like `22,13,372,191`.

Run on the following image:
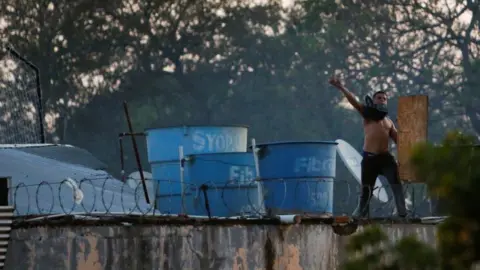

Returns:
329,77,363,114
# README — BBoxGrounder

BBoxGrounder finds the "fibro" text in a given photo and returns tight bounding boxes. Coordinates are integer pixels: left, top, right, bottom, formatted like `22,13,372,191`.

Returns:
229,165,255,185
294,156,335,174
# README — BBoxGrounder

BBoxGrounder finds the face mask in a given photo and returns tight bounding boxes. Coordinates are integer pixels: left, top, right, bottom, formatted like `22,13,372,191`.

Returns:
363,95,388,121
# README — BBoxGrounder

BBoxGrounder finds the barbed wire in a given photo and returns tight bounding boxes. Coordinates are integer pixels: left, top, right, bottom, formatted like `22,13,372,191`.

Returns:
5,174,443,269
5,175,441,222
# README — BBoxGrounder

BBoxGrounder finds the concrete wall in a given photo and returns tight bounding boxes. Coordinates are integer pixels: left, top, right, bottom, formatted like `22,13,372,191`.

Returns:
5,223,437,270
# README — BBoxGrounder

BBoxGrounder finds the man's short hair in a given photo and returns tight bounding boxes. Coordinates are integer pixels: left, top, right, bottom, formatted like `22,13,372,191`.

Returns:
373,90,387,98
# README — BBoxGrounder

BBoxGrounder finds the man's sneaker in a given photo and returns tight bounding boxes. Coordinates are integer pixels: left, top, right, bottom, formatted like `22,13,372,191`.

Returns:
394,210,415,221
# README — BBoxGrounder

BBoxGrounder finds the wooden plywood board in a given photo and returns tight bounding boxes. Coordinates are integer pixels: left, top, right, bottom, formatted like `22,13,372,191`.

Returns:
397,95,429,182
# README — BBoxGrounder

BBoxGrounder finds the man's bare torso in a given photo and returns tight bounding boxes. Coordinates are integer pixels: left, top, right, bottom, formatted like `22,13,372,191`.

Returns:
363,117,393,154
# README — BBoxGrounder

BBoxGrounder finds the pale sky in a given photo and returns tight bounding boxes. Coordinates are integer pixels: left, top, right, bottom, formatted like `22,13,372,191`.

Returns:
282,0,294,7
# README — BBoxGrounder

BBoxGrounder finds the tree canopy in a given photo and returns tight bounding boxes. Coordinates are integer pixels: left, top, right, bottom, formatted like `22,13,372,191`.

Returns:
0,0,478,176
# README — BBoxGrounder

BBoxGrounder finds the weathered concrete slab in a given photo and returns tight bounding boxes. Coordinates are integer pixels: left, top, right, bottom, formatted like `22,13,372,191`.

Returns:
4,223,437,270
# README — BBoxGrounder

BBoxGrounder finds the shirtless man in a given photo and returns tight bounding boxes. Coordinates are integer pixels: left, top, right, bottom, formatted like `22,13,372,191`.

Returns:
329,77,407,218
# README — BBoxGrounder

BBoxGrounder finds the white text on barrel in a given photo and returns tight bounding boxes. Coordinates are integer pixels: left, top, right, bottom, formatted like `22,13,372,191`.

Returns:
192,131,243,152
229,166,254,185
310,189,329,209
294,156,334,173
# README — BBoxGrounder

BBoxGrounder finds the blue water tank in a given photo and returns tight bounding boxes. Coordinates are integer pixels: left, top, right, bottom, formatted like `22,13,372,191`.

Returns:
255,141,338,216
145,125,248,162
186,152,265,217
151,161,193,214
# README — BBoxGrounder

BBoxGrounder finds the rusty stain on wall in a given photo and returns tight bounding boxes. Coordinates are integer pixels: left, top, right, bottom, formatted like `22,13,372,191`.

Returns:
76,236,102,270
4,223,438,270
233,248,247,270
274,244,302,270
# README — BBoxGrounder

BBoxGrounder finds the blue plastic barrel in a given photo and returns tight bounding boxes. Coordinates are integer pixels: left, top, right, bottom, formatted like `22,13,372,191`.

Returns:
255,141,338,216
186,152,264,217
145,125,248,162
151,161,194,214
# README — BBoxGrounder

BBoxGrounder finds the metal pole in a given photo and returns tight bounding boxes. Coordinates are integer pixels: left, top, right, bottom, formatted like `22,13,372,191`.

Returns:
123,101,150,204
119,135,125,182
179,146,186,214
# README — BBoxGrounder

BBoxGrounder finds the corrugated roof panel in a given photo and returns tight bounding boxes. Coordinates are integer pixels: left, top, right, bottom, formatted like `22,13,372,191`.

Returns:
0,143,107,170
0,149,154,216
